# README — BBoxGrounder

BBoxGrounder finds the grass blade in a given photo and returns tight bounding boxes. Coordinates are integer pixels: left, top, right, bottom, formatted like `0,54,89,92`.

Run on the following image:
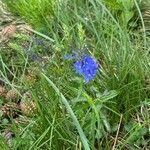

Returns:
42,73,90,150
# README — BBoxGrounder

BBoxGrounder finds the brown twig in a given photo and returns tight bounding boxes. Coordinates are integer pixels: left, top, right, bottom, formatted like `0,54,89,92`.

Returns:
112,114,123,150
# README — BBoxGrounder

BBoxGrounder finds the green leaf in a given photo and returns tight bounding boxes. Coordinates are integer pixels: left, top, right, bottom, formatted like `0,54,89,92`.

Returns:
96,90,119,103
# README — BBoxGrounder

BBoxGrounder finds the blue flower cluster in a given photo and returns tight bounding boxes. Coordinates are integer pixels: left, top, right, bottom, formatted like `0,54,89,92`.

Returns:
74,56,98,83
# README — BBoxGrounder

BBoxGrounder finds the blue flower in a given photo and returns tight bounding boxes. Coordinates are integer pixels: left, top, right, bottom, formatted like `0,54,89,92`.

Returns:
74,56,99,83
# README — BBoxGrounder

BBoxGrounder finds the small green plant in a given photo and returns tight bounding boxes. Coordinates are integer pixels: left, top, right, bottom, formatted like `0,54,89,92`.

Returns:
103,0,136,26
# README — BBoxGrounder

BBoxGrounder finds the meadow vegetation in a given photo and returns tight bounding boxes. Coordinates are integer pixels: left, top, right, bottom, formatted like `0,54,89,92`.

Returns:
0,0,150,149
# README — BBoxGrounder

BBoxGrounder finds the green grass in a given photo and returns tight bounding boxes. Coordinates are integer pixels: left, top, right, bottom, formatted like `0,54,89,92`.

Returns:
0,0,150,149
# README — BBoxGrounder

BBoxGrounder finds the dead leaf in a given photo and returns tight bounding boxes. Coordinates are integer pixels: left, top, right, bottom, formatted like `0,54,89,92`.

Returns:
2,24,16,38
